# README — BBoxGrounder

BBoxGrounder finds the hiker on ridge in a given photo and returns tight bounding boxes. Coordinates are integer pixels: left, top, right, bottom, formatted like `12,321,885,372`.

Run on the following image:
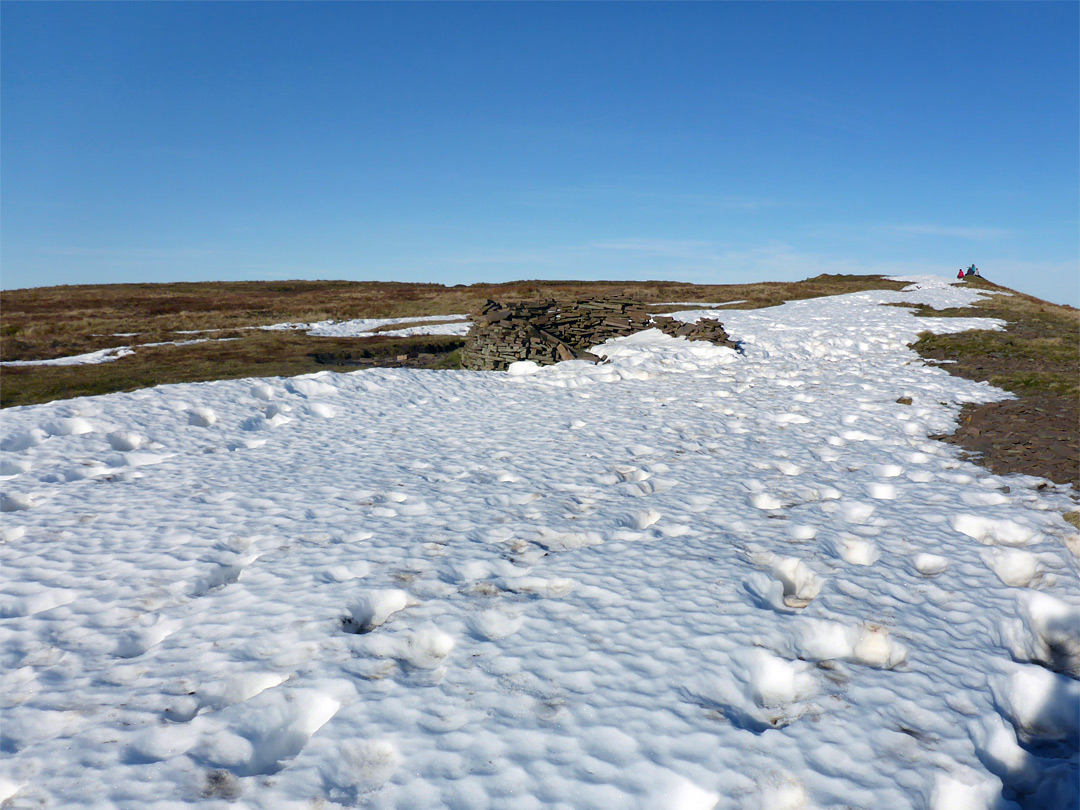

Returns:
957,269,965,279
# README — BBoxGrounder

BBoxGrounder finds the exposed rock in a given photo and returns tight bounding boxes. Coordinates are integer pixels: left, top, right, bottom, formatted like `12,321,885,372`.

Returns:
650,316,739,348
461,298,737,371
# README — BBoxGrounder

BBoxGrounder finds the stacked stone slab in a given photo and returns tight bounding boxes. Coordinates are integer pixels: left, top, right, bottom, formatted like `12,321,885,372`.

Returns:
461,298,649,371
461,297,736,371
650,316,739,349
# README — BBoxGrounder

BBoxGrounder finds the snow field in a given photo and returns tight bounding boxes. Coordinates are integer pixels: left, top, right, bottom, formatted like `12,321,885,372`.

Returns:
0,339,238,368
0,276,1077,809
260,314,470,338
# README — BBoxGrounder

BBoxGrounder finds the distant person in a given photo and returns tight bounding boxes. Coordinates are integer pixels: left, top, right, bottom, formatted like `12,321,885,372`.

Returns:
957,269,965,279
973,266,981,277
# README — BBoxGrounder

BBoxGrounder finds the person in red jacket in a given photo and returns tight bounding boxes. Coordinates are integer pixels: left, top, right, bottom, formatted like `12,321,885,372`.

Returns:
957,269,965,279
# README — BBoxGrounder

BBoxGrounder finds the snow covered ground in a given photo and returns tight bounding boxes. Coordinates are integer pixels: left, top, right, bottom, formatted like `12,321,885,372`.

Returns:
261,314,471,339
0,345,138,367
1,275,1077,810
0,339,237,368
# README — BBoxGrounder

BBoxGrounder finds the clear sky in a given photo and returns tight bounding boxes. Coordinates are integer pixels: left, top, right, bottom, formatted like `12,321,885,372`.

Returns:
2,2,1078,305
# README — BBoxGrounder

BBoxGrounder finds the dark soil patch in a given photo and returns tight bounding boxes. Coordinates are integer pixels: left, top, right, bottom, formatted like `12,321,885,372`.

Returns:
908,277,1079,488
309,338,465,369
932,395,1078,486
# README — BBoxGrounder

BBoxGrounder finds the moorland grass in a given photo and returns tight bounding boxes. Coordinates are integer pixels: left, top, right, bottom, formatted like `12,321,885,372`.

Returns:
906,276,1079,399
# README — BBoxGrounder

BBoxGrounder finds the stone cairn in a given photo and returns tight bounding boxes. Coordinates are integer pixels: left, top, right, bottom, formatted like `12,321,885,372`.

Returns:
461,297,737,371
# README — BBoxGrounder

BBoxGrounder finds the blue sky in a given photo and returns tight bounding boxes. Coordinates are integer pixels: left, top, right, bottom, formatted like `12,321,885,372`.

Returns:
3,2,1077,305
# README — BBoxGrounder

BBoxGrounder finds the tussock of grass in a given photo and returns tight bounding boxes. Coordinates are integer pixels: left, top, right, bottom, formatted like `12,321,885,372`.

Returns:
430,348,463,370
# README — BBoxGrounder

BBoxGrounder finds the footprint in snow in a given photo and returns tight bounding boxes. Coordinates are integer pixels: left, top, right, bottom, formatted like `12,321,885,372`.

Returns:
1,428,48,451
773,412,811,426
467,608,524,641
866,482,899,500
196,672,290,715
363,627,455,681
363,491,412,518
198,687,343,776
320,562,370,583
0,458,32,476
792,618,908,670
913,554,950,577
682,648,821,733
0,492,37,512
250,383,276,401
0,584,78,618
0,525,26,543
106,431,144,451
966,711,1075,807
830,534,881,566
190,552,260,597
840,501,876,524
621,509,662,531
166,671,290,723
999,590,1080,677
373,491,408,504
44,417,96,436
960,489,1012,507
285,377,339,398
532,527,604,552
187,407,218,427
989,663,1079,750
307,402,336,419
745,552,824,612
321,739,401,801
264,402,291,419
751,492,786,509
342,589,409,634
870,463,904,478
952,514,1040,547
240,412,290,431
114,615,180,658
981,548,1045,589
